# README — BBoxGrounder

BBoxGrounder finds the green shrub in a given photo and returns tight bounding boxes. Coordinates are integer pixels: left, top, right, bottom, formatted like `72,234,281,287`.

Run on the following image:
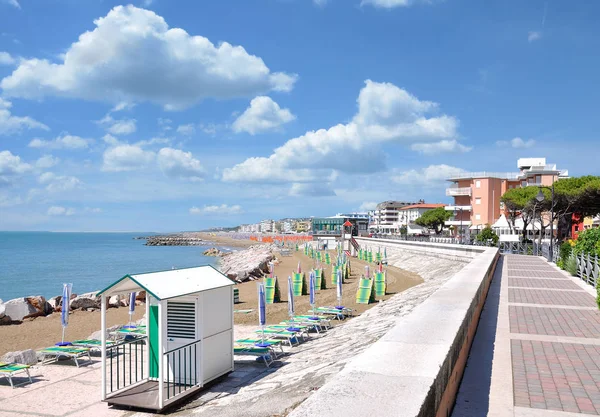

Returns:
475,226,499,246
556,259,565,270
565,254,578,276
559,242,572,265
574,228,600,257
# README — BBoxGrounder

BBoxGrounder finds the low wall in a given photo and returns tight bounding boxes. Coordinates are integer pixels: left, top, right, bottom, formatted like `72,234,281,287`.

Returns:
356,237,483,262
290,241,499,417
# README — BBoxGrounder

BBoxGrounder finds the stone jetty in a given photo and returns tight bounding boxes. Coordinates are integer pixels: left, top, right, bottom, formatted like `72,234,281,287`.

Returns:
143,232,208,246
219,244,276,282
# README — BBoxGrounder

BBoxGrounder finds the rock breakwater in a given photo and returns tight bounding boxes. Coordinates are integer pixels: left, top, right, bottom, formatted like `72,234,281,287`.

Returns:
143,233,208,246
219,244,276,282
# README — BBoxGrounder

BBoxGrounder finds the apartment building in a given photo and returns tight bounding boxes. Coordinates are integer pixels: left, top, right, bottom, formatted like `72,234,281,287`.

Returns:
445,157,568,236
369,200,424,233
398,203,446,225
259,219,274,233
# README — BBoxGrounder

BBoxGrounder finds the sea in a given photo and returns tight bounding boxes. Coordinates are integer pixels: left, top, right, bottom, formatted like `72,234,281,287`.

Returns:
0,232,219,301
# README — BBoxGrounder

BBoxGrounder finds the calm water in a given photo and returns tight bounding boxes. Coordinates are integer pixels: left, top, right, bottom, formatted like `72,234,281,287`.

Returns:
0,232,218,301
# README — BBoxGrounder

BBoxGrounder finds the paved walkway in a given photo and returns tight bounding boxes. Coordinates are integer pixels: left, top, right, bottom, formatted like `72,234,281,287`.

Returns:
453,254,600,417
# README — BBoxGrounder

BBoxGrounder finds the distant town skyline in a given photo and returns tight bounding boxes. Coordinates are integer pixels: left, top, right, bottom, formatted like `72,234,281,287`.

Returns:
1,1,599,232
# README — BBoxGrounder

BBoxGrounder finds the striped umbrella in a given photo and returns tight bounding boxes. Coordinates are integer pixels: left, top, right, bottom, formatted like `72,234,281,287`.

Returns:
336,269,343,308
60,283,73,344
287,276,295,320
258,283,267,342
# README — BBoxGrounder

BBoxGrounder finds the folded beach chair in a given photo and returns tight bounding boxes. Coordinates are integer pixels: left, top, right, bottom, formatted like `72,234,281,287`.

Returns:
356,278,376,304
314,269,326,290
264,277,281,304
38,346,92,367
376,252,382,263
254,328,301,347
233,345,273,367
292,273,307,296
235,339,284,357
325,253,331,265
374,272,386,297
0,362,33,388
331,266,344,286
368,251,373,263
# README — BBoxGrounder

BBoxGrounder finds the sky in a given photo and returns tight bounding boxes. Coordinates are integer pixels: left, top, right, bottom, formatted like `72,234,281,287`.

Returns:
1,0,599,232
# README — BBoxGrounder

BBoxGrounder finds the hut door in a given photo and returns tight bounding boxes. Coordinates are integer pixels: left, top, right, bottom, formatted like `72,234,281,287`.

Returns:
165,298,201,385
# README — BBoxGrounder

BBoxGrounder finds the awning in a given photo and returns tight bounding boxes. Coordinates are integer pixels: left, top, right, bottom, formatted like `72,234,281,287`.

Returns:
343,220,353,227
491,214,510,229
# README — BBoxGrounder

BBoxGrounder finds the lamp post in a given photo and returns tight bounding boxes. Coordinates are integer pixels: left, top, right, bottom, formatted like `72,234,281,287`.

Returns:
549,176,555,262
535,188,545,256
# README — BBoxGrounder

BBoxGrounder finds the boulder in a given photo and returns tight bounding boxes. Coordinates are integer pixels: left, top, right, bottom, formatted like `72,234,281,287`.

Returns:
2,349,38,365
4,298,39,321
108,295,121,308
48,296,60,311
26,296,53,316
203,247,222,256
136,291,146,301
0,315,12,325
88,325,119,341
70,294,99,310
0,299,4,319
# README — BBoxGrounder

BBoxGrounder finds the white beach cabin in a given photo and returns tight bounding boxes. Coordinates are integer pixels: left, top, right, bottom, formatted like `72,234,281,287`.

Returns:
97,266,235,412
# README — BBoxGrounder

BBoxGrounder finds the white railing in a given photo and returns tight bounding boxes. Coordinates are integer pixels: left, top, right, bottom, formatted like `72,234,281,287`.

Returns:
446,187,472,197
447,171,520,180
576,253,599,288
444,205,472,211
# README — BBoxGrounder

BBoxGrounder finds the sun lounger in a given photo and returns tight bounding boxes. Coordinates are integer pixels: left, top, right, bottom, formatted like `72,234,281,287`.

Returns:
235,339,284,357
110,326,147,340
233,346,273,367
71,339,116,352
254,328,301,347
268,324,310,340
280,319,322,333
38,346,92,367
294,315,332,329
0,363,33,388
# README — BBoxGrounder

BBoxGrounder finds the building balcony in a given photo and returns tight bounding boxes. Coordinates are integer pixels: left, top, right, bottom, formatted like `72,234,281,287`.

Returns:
446,187,472,197
444,205,472,211
445,220,472,226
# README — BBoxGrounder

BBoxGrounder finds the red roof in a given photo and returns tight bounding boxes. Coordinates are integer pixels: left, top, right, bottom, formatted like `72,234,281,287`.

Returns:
399,203,446,210
343,220,353,227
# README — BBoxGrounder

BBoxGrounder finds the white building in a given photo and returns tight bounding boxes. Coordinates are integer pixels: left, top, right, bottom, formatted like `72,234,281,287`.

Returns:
369,200,423,233
260,219,273,233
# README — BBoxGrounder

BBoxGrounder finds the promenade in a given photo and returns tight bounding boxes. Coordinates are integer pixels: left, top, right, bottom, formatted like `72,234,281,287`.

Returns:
454,255,600,416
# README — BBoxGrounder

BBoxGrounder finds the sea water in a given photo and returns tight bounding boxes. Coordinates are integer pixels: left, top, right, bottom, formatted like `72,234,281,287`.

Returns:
0,232,218,301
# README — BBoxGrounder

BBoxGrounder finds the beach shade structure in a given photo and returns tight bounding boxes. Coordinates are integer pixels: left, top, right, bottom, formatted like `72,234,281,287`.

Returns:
376,251,382,263
325,252,331,265
368,250,373,263
374,271,386,297
233,288,240,304
336,269,344,309
356,277,376,304
58,283,73,346
264,276,281,304
316,251,322,262
96,266,235,412
287,276,295,320
292,272,308,296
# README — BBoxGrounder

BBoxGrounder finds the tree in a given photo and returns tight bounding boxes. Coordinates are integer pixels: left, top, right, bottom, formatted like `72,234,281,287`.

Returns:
501,187,545,240
475,225,499,246
415,207,452,235
399,225,407,237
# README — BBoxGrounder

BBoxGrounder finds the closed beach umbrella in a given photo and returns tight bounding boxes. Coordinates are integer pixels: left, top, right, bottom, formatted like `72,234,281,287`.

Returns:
365,265,370,279
309,271,316,308
128,292,136,327
287,276,295,320
269,261,274,277
60,283,73,344
258,282,267,342
297,261,301,274
336,269,343,307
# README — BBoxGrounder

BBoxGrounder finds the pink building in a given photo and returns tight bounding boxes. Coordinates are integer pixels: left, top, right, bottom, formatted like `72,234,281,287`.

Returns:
445,158,568,238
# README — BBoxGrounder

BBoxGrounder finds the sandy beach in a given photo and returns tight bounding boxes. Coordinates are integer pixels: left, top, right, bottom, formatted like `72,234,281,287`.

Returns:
0,235,421,357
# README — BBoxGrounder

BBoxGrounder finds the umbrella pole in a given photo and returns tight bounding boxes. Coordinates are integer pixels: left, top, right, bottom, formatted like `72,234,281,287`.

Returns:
62,326,65,343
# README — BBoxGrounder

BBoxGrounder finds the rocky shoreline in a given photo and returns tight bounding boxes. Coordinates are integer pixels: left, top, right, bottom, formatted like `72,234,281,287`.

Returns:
219,244,277,282
143,232,209,246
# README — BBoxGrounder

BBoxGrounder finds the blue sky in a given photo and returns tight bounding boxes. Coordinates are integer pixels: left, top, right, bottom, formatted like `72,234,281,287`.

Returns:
1,0,598,232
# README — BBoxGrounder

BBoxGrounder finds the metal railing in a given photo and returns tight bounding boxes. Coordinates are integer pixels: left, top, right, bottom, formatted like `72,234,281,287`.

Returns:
576,253,599,288
163,339,201,401
447,171,520,180
446,187,472,197
498,242,559,263
106,336,147,395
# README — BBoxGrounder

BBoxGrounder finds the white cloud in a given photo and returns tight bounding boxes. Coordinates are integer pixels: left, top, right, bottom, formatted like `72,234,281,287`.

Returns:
232,96,295,135
189,204,242,215
289,182,336,197
199,123,220,136
35,155,60,169
102,144,155,172
496,137,536,148
1,0,20,9
359,201,378,211
85,207,102,213
0,51,15,65
361,0,434,8
47,206,76,216
38,172,82,193
157,148,205,181
135,137,172,147
176,124,196,136
111,101,136,112
1,5,297,109
224,80,459,183
392,164,466,186
142,0,153,5
411,139,472,154
98,114,137,135
102,134,120,146
0,150,31,186
29,134,92,150
528,31,542,42
0,99,49,135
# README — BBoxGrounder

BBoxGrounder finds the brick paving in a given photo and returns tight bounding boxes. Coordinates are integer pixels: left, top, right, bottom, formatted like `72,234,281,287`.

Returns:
508,278,583,289
507,270,569,279
510,306,600,338
509,288,597,307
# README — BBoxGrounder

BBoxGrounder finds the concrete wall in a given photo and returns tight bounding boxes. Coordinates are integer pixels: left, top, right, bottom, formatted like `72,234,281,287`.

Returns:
290,240,499,417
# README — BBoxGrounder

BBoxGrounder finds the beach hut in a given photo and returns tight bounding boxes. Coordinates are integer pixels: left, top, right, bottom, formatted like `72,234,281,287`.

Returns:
96,266,235,412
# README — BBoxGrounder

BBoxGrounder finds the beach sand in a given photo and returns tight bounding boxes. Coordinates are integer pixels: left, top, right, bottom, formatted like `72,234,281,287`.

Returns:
0,237,422,357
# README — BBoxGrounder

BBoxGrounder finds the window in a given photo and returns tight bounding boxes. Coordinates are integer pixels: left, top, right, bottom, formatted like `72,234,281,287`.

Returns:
475,214,481,220
475,198,481,205
475,180,481,188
